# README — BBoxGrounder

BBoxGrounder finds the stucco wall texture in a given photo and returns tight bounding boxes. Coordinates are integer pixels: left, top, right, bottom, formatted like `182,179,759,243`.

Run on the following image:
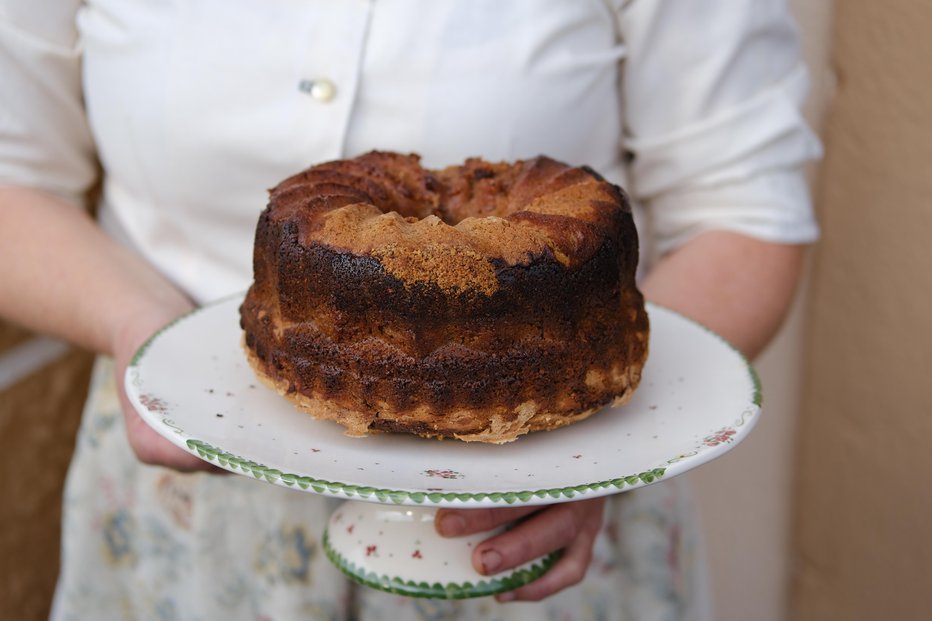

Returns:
791,1,932,619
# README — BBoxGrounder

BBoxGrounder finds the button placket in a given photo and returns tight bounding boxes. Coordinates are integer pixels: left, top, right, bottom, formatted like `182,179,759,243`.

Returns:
294,0,372,160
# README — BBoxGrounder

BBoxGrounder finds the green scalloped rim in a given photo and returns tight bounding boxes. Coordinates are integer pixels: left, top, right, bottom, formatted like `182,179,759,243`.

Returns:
185,438,666,504
322,530,560,599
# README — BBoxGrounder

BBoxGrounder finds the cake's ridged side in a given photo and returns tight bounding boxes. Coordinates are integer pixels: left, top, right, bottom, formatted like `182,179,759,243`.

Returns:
240,152,649,443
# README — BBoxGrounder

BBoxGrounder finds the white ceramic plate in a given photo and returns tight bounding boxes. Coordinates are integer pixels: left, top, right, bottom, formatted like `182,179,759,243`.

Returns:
126,294,760,507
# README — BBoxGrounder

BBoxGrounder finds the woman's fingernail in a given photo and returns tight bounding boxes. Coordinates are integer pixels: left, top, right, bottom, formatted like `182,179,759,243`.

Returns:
496,591,516,603
438,513,465,536
480,549,502,574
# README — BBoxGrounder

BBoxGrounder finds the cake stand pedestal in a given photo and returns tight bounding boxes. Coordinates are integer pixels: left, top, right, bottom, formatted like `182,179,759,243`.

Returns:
126,295,760,599
321,501,560,599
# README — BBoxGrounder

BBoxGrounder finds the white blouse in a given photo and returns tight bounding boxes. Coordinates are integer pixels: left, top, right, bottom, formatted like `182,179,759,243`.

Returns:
0,0,821,304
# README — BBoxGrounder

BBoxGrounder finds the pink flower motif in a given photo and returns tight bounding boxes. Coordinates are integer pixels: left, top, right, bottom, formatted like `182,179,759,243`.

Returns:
412,549,423,559
423,469,464,480
366,545,377,557
702,428,737,447
139,394,169,414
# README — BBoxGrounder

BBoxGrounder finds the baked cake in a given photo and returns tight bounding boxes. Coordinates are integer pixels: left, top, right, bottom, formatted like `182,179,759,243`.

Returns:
240,151,648,443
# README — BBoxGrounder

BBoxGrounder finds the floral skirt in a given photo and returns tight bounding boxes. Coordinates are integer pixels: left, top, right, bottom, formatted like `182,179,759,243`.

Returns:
52,358,712,621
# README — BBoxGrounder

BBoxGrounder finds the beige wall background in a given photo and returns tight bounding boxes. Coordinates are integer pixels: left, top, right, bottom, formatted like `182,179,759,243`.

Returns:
3,2,932,619
792,0,932,618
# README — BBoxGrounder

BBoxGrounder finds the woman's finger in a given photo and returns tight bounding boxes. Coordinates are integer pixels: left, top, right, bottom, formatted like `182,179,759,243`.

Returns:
471,497,605,577
435,505,541,537
497,506,601,602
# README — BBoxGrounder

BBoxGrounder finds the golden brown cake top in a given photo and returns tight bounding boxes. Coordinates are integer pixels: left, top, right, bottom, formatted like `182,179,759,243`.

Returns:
265,151,631,297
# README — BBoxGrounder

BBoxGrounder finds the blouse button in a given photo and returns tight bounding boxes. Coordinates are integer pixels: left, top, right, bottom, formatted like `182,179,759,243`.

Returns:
299,79,336,102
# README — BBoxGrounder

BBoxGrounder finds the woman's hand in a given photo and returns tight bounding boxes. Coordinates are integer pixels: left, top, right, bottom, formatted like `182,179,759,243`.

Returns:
111,304,220,472
435,497,606,602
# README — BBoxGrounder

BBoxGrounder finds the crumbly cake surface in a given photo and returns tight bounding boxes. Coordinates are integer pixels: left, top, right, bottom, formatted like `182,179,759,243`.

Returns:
240,151,649,443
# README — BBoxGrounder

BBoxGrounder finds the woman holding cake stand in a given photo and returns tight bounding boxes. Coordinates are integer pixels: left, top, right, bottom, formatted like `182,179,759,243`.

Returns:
0,1,819,619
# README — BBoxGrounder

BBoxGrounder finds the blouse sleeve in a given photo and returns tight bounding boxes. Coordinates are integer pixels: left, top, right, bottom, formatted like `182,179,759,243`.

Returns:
0,0,97,206
616,0,822,256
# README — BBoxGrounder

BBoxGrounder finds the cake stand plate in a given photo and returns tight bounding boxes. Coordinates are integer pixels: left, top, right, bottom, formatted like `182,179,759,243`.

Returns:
126,294,760,598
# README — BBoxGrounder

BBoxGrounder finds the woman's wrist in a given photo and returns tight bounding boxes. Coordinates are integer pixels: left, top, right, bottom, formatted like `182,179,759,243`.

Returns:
108,296,194,363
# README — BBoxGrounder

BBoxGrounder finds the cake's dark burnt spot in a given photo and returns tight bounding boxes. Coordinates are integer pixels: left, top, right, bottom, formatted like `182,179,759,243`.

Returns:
368,418,459,437
489,238,620,320
316,363,345,393
472,167,496,181
389,376,417,407
290,230,621,326
426,380,454,409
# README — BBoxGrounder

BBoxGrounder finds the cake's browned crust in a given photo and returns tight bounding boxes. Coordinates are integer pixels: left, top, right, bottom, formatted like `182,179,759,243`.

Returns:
240,151,649,443
242,338,641,443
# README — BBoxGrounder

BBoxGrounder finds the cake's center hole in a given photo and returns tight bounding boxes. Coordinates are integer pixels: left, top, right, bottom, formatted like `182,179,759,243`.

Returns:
381,165,523,226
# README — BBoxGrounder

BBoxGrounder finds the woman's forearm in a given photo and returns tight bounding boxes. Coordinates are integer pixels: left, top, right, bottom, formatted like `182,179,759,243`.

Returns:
640,229,807,360
0,186,192,354
0,186,219,471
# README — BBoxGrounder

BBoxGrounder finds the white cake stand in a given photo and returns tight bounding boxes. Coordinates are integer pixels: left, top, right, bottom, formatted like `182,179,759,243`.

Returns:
126,295,760,599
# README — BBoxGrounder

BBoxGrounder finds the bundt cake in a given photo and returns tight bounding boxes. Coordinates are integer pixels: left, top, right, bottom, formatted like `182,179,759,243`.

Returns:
240,151,649,443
